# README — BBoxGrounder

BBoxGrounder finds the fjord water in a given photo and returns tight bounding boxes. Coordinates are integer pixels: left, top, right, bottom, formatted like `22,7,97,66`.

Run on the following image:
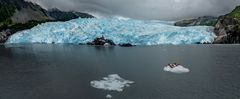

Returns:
0,44,240,99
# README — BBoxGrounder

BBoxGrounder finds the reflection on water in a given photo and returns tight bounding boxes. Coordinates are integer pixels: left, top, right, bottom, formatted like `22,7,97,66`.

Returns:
0,44,240,99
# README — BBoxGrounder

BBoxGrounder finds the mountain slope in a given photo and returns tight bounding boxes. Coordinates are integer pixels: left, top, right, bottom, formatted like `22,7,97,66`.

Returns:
0,0,94,43
0,0,51,25
174,16,218,27
214,6,240,43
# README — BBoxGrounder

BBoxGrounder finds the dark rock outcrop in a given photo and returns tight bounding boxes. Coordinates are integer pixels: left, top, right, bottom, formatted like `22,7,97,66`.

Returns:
87,36,116,46
213,6,240,44
87,37,137,47
0,29,11,43
174,16,218,27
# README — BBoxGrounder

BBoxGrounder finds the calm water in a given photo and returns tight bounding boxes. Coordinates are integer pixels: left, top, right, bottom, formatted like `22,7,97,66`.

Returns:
0,44,240,99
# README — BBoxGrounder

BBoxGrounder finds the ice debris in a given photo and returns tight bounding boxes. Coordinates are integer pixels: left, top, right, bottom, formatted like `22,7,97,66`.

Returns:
90,74,134,92
164,65,190,73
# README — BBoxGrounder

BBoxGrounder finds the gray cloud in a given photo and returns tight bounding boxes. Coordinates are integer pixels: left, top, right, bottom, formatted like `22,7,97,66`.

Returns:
27,0,240,20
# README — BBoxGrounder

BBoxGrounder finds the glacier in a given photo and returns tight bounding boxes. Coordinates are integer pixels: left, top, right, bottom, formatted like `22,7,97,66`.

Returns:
6,18,216,45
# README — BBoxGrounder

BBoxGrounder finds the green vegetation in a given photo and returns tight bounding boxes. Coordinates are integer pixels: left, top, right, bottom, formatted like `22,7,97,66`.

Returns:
0,20,52,33
228,6,240,21
9,21,44,32
0,5,16,23
198,20,217,26
228,6,240,32
174,16,218,27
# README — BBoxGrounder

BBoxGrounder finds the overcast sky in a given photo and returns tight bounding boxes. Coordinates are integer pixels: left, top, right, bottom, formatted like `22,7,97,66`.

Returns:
27,0,240,20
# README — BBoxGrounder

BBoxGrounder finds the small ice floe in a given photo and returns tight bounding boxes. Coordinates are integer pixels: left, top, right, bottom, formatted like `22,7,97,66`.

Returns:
164,65,190,74
106,94,112,98
90,74,134,92
104,43,111,47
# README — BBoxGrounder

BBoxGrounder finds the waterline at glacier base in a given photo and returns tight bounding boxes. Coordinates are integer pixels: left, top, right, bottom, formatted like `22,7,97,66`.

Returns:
6,18,216,45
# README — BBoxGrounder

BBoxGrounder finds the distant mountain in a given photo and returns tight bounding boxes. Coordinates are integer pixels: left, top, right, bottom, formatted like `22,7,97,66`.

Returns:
214,6,240,44
174,16,218,27
47,8,94,21
173,6,240,44
0,0,94,43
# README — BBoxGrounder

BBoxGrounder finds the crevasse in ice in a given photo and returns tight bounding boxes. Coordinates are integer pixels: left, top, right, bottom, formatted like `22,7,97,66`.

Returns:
6,18,216,45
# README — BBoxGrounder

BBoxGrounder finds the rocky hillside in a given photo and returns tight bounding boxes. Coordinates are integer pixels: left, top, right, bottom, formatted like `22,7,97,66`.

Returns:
0,0,94,43
0,0,51,27
174,16,218,27
0,0,50,43
214,6,240,44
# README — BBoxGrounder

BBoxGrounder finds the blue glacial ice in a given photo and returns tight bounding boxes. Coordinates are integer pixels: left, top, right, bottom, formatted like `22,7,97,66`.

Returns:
6,18,216,45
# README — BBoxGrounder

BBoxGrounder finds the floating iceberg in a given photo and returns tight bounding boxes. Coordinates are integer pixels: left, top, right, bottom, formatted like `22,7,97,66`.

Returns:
90,74,134,92
6,18,216,45
106,94,112,98
164,65,190,73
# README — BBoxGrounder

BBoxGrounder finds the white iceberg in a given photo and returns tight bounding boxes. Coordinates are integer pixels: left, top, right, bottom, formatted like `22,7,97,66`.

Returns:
106,94,112,98
164,65,190,73
90,74,134,92
6,18,216,45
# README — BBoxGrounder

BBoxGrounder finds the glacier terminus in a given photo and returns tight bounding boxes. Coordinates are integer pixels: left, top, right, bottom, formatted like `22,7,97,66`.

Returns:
6,18,216,45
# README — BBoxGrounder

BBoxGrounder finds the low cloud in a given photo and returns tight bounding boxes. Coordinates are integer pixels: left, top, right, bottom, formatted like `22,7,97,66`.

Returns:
27,0,240,20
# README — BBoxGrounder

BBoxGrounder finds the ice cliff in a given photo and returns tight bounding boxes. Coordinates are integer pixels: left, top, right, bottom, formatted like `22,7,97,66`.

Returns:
6,18,216,45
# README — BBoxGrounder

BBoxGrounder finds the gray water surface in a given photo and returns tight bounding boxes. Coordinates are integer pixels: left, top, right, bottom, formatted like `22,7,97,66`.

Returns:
0,44,240,99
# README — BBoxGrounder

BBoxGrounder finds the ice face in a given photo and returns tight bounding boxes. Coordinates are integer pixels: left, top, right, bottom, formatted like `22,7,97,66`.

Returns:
6,18,216,45
90,74,134,92
163,65,190,73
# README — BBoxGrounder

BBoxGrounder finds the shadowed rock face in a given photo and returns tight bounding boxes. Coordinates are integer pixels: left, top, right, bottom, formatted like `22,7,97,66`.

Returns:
0,29,11,43
214,6,240,44
174,16,218,27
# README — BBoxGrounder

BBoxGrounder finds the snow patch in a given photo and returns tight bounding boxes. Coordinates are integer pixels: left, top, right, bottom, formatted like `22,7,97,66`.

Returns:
164,65,190,73
90,74,134,92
